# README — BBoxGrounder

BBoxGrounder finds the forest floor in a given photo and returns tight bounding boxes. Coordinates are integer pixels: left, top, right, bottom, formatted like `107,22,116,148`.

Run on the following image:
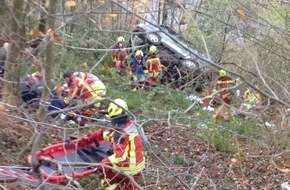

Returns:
0,111,290,190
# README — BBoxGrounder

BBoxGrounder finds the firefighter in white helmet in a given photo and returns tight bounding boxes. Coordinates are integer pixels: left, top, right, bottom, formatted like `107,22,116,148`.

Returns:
111,36,127,72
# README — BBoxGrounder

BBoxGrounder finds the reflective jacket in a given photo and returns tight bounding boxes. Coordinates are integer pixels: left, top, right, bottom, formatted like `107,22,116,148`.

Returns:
243,89,262,109
145,55,162,77
111,43,127,62
64,72,106,104
214,76,236,99
96,115,145,175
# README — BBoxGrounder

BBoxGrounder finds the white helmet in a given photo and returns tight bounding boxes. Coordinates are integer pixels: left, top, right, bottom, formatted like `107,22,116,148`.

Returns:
135,50,144,57
117,36,125,43
149,45,157,54
108,99,128,118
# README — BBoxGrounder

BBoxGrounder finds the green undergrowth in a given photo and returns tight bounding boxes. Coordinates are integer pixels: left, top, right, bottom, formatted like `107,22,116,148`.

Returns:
102,67,277,155
17,48,290,189
53,53,287,156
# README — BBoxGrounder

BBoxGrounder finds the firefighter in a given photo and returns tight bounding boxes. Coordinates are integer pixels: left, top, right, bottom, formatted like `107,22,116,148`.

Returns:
236,82,262,118
241,82,262,113
61,71,106,124
92,98,145,190
111,36,127,72
63,71,106,105
213,69,236,105
128,50,146,91
63,71,106,110
144,45,166,86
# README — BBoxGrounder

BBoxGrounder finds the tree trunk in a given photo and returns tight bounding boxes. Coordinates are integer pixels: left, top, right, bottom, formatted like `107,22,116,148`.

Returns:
2,0,27,106
37,0,57,121
158,0,162,24
162,0,169,25
110,2,115,30
0,1,10,43
38,0,47,33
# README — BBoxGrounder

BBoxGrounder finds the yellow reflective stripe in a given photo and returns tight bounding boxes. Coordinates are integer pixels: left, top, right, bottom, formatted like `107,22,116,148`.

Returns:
103,131,111,142
108,144,129,163
129,135,137,167
112,159,145,175
83,82,106,103
148,72,159,77
80,72,86,81
82,82,97,97
108,134,138,165
146,58,159,71
216,80,235,84
221,93,230,98
101,179,119,190
109,133,145,175
148,60,152,71
104,184,119,190
78,77,96,98
77,76,84,87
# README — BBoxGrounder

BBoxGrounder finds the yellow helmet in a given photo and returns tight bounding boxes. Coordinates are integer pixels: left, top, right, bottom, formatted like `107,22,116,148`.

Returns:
219,69,227,77
135,50,144,57
149,45,157,54
117,36,125,43
108,99,128,118
287,108,290,113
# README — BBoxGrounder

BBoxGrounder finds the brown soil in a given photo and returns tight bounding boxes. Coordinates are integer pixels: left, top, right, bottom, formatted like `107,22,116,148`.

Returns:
0,111,289,190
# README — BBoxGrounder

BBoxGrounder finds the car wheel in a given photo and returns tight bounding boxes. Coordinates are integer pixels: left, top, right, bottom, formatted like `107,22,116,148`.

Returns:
146,33,161,45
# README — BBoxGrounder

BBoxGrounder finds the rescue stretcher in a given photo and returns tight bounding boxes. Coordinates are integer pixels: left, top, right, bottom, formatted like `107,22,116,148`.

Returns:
0,131,112,187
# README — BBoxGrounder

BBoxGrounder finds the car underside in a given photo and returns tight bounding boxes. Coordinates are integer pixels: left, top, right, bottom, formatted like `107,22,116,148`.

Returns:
129,24,213,91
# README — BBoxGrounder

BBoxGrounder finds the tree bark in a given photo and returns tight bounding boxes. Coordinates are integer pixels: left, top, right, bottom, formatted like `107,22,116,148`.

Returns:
2,0,27,106
38,0,47,33
37,0,57,121
32,1,58,187
162,0,169,25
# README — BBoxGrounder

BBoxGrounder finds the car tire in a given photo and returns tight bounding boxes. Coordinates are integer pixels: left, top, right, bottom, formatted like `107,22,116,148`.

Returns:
146,33,161,45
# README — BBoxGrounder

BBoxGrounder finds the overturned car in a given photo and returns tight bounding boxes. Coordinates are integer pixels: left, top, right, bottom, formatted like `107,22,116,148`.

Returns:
129,23,212,91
